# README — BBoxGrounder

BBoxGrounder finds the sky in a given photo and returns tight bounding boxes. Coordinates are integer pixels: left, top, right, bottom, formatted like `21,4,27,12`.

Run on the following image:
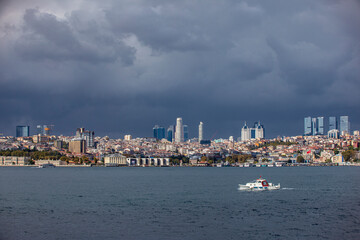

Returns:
0,0,359,139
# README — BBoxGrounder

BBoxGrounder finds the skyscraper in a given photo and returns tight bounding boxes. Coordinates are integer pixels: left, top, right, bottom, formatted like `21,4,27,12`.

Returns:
175,117,184,142
254,121,265,139
16,126,30,137
339,116,350,135
37,125,53,136
167,125,174,142
329,116,337,131
317,117,324,135
311,118,317,135
241,122,264,141
198,122,203,142
304,117,312,135
76,128,95,147
183,125,189,141
153,125,165,140
241,122,250,141
69,139,86,154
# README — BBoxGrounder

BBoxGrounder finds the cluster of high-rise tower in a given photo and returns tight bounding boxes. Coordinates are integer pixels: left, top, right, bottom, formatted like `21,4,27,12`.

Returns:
154,118,265,142
304,116,350,137
153,118,204,143
15,124,54,137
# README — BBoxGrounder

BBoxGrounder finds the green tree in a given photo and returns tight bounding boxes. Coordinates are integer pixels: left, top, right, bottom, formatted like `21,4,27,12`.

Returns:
342,150,355,162
228,158,235,164
81,156,90,164
182,156,189,164
60,156,69,163
296,155,305,163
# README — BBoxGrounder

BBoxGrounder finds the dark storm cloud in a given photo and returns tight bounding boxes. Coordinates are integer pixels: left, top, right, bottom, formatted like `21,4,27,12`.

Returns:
0,0,359,138
15,8,135,65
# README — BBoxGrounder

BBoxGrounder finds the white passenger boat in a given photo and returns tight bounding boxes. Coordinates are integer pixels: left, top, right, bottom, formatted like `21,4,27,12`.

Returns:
238,177,280,191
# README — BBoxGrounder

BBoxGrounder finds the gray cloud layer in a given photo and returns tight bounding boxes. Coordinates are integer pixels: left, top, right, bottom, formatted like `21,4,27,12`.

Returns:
0,0,359,138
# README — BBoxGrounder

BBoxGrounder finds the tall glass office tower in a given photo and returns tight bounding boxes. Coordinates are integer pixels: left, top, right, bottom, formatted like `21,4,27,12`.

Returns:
153,125,165,140
183,125,189,141
329,117,337,131
311,118,317,135
16,126,30,137
304,117,312,135
167,125,174,142
317,117,324,135
198,122,203,142
339,116,350,134
175,118,184,142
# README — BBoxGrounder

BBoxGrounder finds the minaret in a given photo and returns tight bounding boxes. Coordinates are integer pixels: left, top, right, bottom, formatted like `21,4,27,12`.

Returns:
175,117,184,142
199,122,203,142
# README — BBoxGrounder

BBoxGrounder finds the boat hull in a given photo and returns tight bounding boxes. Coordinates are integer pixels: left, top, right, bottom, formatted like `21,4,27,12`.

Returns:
238,183,280,191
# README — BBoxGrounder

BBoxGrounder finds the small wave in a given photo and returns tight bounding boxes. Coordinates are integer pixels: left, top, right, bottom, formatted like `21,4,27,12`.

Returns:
282,188,295,190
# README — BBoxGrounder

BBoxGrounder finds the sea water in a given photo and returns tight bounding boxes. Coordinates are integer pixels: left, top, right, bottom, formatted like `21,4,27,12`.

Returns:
0,166,359,240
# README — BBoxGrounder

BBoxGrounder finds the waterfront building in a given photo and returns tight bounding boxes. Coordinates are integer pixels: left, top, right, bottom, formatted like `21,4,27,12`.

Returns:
183,125,189,141
126,157,170,166
175,117,184,142
331,154,344,163
153,125,165,140
199,122,204,142
0,156,31,166
339,116,350,135
167,125,174,142
76,128,95,147
16,126,30,137
329,117,337,131
36,159,67,166
104,154,127,166
69,138,86,154
304,117,312,135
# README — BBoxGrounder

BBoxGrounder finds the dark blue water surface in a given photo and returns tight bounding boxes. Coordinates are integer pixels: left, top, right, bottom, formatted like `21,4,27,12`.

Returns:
0,166,359,240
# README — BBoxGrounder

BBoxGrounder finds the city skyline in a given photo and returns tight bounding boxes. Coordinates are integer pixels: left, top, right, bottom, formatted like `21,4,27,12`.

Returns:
0,0,359,139
7,114,359,140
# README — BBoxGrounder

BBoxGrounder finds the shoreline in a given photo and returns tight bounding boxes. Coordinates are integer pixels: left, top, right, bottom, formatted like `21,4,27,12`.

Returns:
1,164,359,168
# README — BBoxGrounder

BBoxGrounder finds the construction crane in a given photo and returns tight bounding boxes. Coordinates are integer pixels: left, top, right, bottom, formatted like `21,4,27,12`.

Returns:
210,130,218,140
